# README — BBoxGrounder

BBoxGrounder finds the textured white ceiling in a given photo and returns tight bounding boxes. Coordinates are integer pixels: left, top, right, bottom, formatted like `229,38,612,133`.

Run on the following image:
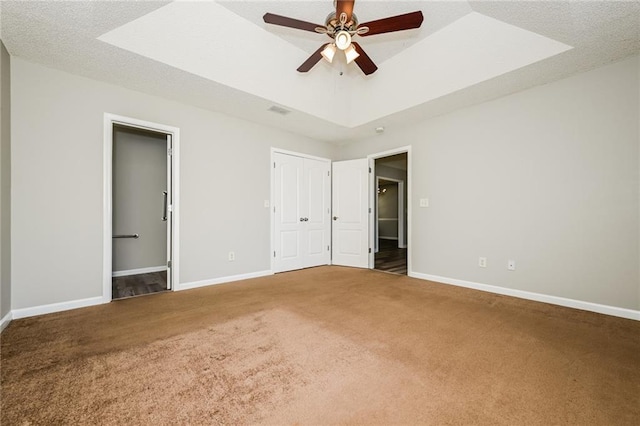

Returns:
2,1,639,144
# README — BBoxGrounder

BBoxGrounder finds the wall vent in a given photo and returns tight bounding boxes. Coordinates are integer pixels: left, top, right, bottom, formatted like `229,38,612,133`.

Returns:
268,105,291,115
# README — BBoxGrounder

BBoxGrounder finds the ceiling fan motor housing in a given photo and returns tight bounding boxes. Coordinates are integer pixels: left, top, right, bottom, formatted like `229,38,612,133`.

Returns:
325,12,358,35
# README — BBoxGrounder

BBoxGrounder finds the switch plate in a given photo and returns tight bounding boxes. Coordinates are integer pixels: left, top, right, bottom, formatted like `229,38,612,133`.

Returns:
508,260,516,271
478,257,487,268
419,198,429,208
228,251,235,261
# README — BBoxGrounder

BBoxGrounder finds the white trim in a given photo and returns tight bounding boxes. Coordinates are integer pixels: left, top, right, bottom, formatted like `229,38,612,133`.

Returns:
103,113,180,302
12,296,105,320
176,270,273,291
0,311,12,333
112,265,167,278
409,272,640,321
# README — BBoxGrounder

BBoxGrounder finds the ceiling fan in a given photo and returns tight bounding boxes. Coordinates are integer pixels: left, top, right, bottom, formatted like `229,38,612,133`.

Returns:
263,0,424,75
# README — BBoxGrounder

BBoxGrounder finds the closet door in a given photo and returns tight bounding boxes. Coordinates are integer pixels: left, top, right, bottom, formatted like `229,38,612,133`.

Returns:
273,153,303,272
302,158,331,268
273,153,330,273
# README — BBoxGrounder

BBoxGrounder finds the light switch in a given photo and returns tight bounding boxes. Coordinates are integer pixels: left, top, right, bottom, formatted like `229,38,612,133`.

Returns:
419,198,429,208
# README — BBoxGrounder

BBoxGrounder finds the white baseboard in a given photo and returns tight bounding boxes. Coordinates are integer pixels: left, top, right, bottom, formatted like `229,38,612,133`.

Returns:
177,270,273,291
409,272,640,321
0,311,12,333
112,265,167,278
12,296,106,320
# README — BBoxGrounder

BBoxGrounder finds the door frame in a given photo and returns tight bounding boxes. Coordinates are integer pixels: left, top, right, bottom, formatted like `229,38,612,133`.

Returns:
103,113,180,302
375,176,404,252
270,148,332,273
368,146,411,271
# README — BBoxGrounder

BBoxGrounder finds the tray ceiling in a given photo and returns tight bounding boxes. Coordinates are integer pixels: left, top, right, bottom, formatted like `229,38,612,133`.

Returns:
2,1,639,143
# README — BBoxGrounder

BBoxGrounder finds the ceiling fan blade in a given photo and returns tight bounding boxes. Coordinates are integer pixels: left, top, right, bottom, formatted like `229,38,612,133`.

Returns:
351,42,378,75
263,13,323,33
336,0,355,24
359,11,424,36
297,44,328,73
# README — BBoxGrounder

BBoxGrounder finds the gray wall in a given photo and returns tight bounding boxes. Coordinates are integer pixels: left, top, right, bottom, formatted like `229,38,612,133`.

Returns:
376,163,408,244
11,58,336,310
378,182,399,239
113,127,167,272
0,40,11,319
341,55,640,311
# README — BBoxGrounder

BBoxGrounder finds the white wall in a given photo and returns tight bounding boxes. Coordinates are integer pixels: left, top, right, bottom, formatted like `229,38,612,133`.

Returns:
112,127,167,272
0,41,11,320
340,55,640,311
11,58,336,310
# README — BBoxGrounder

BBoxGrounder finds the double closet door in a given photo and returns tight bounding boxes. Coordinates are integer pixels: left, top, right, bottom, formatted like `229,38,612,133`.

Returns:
273,152,331,273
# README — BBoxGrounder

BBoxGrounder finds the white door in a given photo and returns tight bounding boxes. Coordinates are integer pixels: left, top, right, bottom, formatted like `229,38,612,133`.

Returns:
165,134,172,289
302,158,331,268
273,153,331,272
332,159,369,268
274,153,304,272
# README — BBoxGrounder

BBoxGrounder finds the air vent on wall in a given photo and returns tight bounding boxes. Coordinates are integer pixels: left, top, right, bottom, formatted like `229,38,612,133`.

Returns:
268,105,292,115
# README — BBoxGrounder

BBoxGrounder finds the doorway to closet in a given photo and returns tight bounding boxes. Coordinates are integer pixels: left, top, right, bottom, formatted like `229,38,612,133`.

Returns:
103,114,180,302
111,125,170,299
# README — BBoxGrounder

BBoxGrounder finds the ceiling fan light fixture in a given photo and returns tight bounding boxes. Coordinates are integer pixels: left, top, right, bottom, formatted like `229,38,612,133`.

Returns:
334,30,351,50
344,44,359,64
321,43,337,63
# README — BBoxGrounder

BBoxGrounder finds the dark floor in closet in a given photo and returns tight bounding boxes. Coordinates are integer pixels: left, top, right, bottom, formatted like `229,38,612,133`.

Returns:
112,271,168,300
374,239,407,275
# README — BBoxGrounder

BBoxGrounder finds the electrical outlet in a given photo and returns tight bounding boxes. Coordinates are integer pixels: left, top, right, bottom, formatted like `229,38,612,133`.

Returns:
508,260,516,271
228,251,235,261
478,257,487,268
419,198,429,208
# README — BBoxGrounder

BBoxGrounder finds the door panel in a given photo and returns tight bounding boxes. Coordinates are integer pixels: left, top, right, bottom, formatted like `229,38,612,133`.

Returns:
273,153,330,272
274,153,303,272
332,159,369,268
112,127,168,275
165,134,172,289
303,158,330,268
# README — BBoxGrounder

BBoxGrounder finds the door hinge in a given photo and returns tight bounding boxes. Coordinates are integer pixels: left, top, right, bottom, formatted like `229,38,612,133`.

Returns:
327,171,330,176
274,162,276,168
273,251,276,258
167,260,172,268
368,248,372,253
168,148,173,156
327,245,330,251
369,207,372,213
369,167,372,173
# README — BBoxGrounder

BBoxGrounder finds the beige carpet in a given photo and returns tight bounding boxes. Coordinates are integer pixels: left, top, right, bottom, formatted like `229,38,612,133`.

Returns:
2,266,639,424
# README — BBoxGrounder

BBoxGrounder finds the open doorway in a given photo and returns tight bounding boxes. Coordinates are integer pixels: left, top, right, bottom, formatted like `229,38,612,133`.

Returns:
373,153,408,275
111,125,170,299
103,114,179,302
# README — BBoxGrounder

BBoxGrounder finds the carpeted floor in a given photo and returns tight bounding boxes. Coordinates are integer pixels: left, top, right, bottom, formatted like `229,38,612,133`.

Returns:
1,266,639,424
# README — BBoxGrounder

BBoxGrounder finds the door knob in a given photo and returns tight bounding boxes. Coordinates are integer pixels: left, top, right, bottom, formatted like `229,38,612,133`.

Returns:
333,216,338,221
300,217,305,222
304,217,309,221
